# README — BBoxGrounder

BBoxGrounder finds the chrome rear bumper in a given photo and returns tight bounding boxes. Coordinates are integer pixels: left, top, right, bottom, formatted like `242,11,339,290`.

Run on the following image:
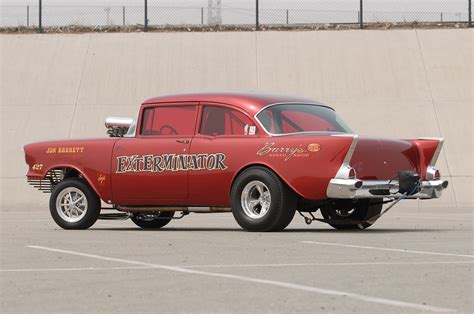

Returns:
326,178,448,199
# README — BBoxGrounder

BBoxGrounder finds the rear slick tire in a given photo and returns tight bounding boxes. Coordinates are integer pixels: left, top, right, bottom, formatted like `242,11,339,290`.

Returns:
231,167,296,232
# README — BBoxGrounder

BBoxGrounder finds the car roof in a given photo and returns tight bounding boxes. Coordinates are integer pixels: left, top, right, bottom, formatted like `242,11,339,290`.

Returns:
142,92,332,116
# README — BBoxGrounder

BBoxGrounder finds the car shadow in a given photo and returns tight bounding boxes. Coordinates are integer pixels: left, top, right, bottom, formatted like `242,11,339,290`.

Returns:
89,227,457,233
282,228,456,234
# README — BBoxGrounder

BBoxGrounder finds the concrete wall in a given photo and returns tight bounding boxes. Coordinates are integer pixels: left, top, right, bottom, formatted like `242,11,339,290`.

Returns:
1,29,472,209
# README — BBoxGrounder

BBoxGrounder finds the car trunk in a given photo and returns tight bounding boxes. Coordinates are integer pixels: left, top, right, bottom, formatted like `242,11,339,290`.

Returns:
350,137,418,180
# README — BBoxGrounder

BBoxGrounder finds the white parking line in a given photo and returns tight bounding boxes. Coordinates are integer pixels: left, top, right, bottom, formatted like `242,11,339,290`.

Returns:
184,260,474,268
2,260,473,273
94,222,129,228
28,245,454,313
0,266,151,272
301,241,474,258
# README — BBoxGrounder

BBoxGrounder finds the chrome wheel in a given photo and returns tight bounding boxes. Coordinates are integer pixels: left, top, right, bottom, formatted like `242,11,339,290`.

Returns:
241,181,271,219
55,187,88,223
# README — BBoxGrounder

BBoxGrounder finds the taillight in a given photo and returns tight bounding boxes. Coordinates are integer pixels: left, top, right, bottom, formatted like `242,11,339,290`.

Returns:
426,166,440,180
349,168,356,179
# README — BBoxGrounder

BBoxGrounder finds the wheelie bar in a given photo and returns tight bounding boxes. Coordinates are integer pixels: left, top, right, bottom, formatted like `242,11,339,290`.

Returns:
297,211,367,226
297,195,405,226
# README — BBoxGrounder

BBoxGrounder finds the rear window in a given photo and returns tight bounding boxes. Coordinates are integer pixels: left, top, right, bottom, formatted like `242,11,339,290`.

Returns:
141,106,197,136
256,104,352,134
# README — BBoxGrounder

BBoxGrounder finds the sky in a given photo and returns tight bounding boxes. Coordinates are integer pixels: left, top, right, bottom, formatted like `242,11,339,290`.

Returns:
1,0,471,27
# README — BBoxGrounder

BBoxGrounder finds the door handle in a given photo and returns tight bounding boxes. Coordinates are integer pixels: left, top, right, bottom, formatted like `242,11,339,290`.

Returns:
176,139,190,144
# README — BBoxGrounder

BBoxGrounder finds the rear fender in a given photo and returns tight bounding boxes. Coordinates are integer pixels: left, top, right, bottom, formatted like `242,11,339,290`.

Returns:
407,138,444,180
230,161,299,196
231,134,356,200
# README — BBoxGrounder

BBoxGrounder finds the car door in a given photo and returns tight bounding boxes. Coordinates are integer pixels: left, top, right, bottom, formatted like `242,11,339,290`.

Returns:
111,103,198,205
188,104,260,206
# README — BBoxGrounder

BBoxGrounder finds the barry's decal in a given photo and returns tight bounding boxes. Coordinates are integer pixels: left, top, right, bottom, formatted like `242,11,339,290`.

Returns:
257,142,320,161
116,153,227,173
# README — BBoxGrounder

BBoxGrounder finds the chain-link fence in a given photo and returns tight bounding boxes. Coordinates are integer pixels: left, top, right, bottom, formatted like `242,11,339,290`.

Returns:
1,0,472,31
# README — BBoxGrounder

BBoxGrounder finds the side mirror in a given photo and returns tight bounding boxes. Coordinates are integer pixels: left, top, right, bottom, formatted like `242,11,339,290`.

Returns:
105,117,134,137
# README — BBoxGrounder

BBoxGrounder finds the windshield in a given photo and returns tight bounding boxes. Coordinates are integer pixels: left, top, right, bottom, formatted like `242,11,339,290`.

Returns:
124,119,137,137
256,104,352,135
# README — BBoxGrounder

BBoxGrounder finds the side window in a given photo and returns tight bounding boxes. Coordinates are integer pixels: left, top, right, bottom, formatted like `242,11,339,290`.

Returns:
141,108,154,134
141,106,196,136
200,106,257,136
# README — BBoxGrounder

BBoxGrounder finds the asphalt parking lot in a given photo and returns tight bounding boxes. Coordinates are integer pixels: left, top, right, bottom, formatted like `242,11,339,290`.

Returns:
1,206,472,313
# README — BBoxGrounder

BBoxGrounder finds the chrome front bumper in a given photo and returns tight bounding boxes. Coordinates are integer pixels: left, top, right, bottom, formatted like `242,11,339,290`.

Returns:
326,178,449,199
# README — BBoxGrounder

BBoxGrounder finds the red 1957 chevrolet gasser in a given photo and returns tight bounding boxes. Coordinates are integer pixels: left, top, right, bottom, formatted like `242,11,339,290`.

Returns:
24,93,448,231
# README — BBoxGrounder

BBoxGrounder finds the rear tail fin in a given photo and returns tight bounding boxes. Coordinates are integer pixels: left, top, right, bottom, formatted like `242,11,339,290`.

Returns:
408,138,444,180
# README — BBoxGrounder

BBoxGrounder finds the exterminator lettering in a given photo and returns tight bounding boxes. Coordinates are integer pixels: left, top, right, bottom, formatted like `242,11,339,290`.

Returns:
116,153,227,173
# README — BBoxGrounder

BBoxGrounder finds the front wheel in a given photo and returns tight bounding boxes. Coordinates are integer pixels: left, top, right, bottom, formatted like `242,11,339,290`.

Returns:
231,167,296,232
320,199,383,230
49,178,101,229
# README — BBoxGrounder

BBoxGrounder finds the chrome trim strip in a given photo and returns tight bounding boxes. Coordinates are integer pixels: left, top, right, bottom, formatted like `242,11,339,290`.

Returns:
331,134,358,180
418,137,443,141
343,134,358,164
326,134,360,197
430,138,444,166
253,102,336,137
331,133,358,137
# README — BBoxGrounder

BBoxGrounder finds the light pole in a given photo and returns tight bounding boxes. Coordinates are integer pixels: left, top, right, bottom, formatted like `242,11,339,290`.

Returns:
104,7,111,26
256,0,259,30
144,0,148,32
38,0,42,33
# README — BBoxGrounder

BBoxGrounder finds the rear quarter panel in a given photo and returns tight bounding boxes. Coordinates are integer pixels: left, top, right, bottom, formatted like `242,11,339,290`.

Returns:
188,134,353,206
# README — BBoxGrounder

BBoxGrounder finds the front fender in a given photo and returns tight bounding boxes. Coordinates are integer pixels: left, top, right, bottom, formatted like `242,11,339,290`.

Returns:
24,139,117,203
